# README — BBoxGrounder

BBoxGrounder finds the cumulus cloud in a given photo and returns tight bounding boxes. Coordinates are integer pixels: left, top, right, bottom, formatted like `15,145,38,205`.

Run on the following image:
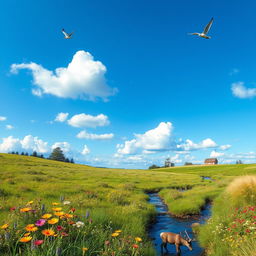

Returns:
21,135,49,153
231,82,256,99
51,142,71,153
0,135,49,153
177,138,217,151
77,130,114,140
6,125,14,130
0,116,7,121
68,113,110,128
219,144,231,151
81,145,90,155
117,122,174,155
210,150,225,158
11,50,117,101
55,113,69,122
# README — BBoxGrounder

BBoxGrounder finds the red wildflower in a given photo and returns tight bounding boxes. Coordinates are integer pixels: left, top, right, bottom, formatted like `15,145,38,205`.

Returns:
132,244,139,249
34,240,44,246
57,225,64,231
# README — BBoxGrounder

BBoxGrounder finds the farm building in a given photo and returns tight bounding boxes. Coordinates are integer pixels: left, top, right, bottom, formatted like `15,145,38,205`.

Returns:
204,158,218,165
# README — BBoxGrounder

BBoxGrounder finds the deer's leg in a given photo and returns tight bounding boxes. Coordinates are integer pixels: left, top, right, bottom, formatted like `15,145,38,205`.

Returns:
161,242,168,254
175,243,181,254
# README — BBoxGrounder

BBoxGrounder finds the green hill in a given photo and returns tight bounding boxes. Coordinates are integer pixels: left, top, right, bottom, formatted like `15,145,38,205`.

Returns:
1,153,256,255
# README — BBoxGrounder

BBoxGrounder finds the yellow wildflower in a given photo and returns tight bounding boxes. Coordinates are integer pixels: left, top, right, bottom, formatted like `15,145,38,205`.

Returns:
52,202,60,206
20,236,32,242
115,230,122,233
54,211,65,217
1,224,9,229
48,218,59,224
42,229,55,236
52,207,62,212
135,237,142,242
20,207,31,213
42,213,52,219
111,232,120,237
25,224,38,232
26,201,34,205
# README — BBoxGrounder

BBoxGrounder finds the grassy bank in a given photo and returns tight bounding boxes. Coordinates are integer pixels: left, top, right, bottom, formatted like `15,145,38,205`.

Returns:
1,153,256,255
198,176,256,256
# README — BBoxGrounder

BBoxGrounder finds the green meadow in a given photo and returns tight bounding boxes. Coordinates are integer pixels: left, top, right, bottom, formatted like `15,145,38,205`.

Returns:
1,153,256,255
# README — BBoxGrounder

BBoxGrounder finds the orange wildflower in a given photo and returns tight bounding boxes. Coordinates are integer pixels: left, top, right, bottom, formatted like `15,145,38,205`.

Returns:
42,229,55,236
20,207,31,213
20,236,32,243
54,211,64,217
1,224,9,230
25,224,38,232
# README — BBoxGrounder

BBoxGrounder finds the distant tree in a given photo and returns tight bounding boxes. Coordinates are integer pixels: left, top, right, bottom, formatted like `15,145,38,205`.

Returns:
40,154,44,158
148,164,160,169
65,158,70,163
11,151,15,154
15,152,19,155
21,152,24,155
49,147,66,162
70,158,74,164
236,160,243,164
164,158,175,167
184,162,193,166
25,152,29,156
32,151,38,157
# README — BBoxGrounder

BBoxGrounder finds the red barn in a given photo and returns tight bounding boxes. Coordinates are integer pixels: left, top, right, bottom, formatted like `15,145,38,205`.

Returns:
204,158,218,165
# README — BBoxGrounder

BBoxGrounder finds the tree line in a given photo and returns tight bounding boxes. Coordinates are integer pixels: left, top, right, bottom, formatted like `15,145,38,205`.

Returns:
8,147,75,163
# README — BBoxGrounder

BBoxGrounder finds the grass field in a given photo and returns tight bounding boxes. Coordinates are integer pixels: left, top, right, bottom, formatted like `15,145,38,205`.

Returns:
1,153,256,255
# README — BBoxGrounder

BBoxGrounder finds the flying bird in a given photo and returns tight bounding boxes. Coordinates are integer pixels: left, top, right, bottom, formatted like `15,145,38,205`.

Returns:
189,17,214,39
62,29,74,39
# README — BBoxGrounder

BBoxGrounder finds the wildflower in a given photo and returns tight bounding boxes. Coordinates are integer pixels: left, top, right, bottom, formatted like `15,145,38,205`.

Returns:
34,240,44,246
20,207,31,212
135,237,142,242
82,247,88,252
1,224,9,230
132,244,139,249
85,210,90,219
111,232,120,237
74,221,85,228
48,218,59,225
42,213,52,219
10,207,16,211
64,213,73,218
63,201,71,205
20,236,32,243
35,219,46,227
24,233,31,237
54,211,65,217
52,207,62,212
52,202,59,206
115,230,122,233
70,207,76,213
25,224,38,232
26,201,34,205
42,229,55,236
61,231,69,237
68,221,75,225
57,225,64,231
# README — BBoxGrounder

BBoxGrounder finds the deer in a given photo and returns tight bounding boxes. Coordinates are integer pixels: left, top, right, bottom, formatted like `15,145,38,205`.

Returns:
160,230,193,255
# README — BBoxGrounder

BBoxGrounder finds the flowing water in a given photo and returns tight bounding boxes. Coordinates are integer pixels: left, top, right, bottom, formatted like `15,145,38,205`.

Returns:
148,193,211,256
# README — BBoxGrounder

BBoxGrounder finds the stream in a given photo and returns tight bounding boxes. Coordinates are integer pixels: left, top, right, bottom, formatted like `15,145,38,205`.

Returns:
148,193,211,256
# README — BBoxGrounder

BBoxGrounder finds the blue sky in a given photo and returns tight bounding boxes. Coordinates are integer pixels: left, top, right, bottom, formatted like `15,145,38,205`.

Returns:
1,0,256,168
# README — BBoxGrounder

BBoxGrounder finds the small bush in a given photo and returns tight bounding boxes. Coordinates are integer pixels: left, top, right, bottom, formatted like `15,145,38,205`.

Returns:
107,190,130,205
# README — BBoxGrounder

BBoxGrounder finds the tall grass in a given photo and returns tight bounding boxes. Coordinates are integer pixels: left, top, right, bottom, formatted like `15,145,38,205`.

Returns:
198,175,256,256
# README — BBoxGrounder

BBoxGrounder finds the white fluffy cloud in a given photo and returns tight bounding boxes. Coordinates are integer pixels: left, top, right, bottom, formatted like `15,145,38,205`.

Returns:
177,138,217,151
51,142,71,153
21,135,49,153
210,150,225,158
81,145,90,155
0,116,7,121
11,50,117,101
68,113,110,128
219,144,231,150
231,82,256,99
0,135,49,153
6,125,14,130
55,113,69,122
77,130,114,140
117,122,174,155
